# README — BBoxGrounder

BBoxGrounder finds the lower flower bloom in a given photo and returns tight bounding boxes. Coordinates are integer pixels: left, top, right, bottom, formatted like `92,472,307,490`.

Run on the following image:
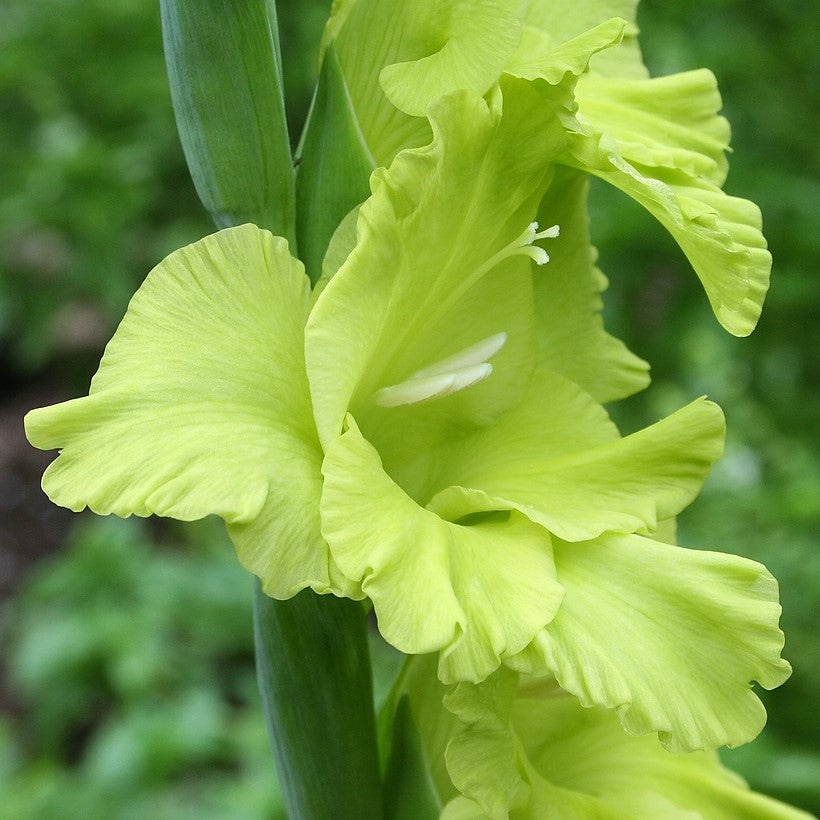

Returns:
442,669,811,819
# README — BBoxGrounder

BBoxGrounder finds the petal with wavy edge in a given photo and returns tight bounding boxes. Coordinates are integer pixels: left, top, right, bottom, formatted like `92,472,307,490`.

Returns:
533,166,649,403
25,226,340,597
320,417,563,683
512,533,792,752
379,1,521,117
520,0,647,79
306,79,566,451
428,370,725,542
506,17,626,84
329,0,520,164
565,70,770,336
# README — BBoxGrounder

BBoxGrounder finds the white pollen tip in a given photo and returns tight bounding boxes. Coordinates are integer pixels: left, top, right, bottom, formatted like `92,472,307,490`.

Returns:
529,247,550,266
535,224,560,240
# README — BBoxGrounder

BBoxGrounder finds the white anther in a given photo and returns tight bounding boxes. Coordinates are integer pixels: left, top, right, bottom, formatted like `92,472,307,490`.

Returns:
374,363,493,407
412,332,507,379
374,332,508,408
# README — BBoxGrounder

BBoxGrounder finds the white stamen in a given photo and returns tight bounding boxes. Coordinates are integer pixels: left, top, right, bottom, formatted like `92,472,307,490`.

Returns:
374,363,492,407
412,332,507,379
473,221,561,279
374,332,508,408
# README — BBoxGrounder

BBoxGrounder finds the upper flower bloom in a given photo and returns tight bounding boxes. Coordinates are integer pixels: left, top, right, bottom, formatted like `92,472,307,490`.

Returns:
327,0,771,335
26,77,789,752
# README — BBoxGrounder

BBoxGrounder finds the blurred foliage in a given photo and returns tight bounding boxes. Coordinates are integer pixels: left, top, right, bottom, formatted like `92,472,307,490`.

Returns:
0,0,817,816
0,517,286,819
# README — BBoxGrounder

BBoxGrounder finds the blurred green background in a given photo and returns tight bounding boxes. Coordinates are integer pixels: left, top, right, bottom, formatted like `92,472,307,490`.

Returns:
0,0,817,817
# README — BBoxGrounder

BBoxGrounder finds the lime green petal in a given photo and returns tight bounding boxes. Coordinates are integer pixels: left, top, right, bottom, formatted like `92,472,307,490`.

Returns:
331,0,520,164
533,166,649,403
429,371,724,542
520,0,647,79
26,226,318,523
379,1,521,117
359,256,535,506
306,80,566,450
506,17,626,84
320,417,563,683
527,534,792,752
566,71,770,336
576,70,730,185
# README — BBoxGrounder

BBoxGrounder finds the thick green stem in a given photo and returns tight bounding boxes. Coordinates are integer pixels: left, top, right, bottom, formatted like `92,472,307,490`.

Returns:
161,3,385,815
254,586,384,819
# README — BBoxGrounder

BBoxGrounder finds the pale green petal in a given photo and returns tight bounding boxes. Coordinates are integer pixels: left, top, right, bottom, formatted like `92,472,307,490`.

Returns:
320,417,563,683
429,370,725,542
520,0,646,79
576,70,730,185
306,80,566,450
506,17,626,84
25,226,339,597
520,533,792,752
533,166,649,403
331,0,520,164
379,1,521,117
566,70,770,336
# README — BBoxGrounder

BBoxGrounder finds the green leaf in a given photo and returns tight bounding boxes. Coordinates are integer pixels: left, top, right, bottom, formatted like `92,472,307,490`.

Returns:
160,0,295,237
295,43,375,284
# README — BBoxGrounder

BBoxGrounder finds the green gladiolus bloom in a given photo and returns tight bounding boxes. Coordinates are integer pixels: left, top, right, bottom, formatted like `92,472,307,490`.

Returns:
328,0,771,335
26,76,788,753
441,669,813,819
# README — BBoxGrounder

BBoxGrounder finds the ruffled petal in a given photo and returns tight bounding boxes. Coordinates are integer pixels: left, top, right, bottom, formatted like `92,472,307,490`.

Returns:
428,370,725,542
320,417,563,683
329,0,521,163
566,70,770,336
514,533,792,752
25,226,339,597
519,0,647,79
